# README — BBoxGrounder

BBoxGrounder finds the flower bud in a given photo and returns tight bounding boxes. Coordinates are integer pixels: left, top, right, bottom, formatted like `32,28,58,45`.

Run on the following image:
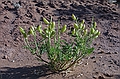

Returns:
51,22,55,30
93,22,97,28
83,29,88,36
72,28,76,35
37,25,43,34
94,35,98,38
98,31,100,35
36,25,41,30
79,23,83,29
93,31,100,38
95,31,100,36
74,23,79,29
43,17,49,25
44,28,49,35
72,14,77,21
82,24,85,30
19,27,27,38
61,25,67,33
90,28,95,34
29,28,35,35
31,26,35,31
19,27,25,34
94,30,99,35
50,31,55,38
20,27,27,39
81,19,85,24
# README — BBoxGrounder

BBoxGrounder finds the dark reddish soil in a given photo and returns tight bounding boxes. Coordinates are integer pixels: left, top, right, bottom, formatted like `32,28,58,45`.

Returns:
0,0,120,79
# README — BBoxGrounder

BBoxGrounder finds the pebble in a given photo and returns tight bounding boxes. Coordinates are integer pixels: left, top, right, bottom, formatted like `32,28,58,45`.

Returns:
99,56,102,58
2,55,8,59
85,63,88,65
90,56,96,59
105,52,111,54
4,16,9,19
98,50,104,54
93,60,96,63
114,52,118,54
12,60,15,62
80,74,83,76
103,73,113,77
77,73,83,77
98,76,105,79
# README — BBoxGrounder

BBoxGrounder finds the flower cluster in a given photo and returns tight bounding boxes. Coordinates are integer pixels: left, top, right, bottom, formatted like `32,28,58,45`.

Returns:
20,14,100,72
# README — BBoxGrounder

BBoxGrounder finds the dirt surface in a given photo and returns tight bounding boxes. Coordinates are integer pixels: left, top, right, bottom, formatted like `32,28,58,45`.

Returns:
0,0,120,79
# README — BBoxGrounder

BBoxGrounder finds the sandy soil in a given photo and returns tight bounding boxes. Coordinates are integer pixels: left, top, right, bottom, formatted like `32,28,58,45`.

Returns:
0,0,120,79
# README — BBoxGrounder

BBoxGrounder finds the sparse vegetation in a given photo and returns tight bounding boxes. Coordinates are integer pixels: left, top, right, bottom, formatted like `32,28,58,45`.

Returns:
20,14,100,72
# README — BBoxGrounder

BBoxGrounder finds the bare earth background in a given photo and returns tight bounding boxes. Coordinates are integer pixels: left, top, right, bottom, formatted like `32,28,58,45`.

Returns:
0,0,120,79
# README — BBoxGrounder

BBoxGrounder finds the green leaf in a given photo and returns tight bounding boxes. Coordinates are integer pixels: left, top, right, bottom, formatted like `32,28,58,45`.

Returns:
93,22,97,28
86,48,94,55
50,31,55,38
39,43,47,54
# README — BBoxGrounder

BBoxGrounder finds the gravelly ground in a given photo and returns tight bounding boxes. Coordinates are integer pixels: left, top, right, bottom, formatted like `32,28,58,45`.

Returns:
0,0,120,79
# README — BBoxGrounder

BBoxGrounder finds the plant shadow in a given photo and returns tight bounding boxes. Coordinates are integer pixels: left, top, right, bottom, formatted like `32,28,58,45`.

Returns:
0,64,56,79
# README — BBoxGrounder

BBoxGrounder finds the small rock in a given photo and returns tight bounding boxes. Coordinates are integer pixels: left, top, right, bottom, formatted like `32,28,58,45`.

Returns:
108,65,111,67
36,8,41,13
85,63,88,65
93,75,97,79
98,50,104,54
80,74,83,76
4,16,9,19
114,52,118,54
98,76,105,79
90,56,96,59
103,73,113,77
112,59,120,66
99,56,102,58
12,60,15,62
4,44,7,46
105,52,111,54
93,60,96,63
2,55,8,59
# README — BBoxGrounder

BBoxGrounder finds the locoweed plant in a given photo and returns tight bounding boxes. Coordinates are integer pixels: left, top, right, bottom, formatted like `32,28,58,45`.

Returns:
20,14,100,72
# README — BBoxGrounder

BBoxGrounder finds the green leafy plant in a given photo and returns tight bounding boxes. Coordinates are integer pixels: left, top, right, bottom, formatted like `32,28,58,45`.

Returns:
20,14,100,72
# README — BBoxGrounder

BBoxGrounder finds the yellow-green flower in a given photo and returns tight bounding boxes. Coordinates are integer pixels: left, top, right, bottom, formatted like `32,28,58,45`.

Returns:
72,14,77,21
43,17,49,25
61,25,67,33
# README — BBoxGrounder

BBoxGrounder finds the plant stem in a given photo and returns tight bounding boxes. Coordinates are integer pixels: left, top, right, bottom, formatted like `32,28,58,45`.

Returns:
24,38,32,52
61,54,85,71
36,54,49,64
34,33,39,53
